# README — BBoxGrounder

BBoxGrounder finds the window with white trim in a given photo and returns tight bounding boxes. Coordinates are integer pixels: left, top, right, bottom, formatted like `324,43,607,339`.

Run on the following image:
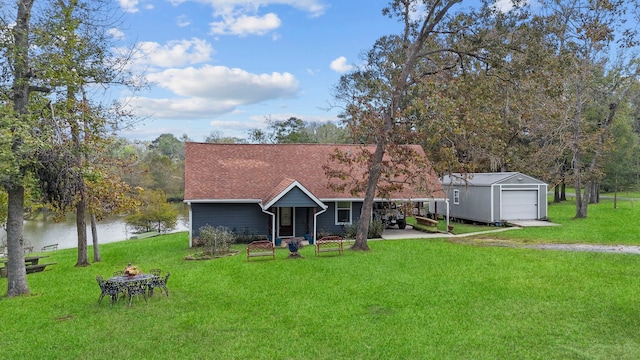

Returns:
336,201,352,224
453,189,460,205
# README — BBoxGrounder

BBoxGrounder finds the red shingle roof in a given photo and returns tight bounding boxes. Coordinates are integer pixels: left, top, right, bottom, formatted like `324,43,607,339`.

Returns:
184,143,445,202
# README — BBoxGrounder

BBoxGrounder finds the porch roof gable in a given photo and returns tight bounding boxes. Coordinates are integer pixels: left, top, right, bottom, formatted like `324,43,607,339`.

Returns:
262,178,327,210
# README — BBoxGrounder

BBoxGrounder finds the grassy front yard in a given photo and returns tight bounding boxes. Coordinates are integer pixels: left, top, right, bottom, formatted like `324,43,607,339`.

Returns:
1,199,639,359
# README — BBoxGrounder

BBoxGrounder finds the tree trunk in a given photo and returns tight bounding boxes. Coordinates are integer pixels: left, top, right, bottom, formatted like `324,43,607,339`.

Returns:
589,182,599,204
352,142,386,251
90,212,101,262
5,0,36,297
560,180,566,201
613,169,619,209
553,185,560,203
575,182,587,218
572,81,588,218
6,186,29,296
75,194,90,267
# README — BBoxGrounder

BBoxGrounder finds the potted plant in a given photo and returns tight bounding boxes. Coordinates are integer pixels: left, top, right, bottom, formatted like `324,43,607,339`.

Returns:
287,238,302,258
124,263,140,277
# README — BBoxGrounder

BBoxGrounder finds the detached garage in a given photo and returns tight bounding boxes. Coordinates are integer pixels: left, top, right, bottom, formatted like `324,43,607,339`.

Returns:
440,172,548,224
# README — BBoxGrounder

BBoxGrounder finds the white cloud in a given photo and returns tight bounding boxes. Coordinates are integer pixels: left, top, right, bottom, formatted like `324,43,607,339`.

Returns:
119,0,140,13
126,97,239,118
119,0,154,13
107,28,125,39
494,0,514,12
127,65,299,119
330,56,354,73
177,15,192,27
173,1,326,17
210,12,281,36
210,119,262,132
147,65,298,100
169,0,326,36
138,38,214,68
494,0,531,12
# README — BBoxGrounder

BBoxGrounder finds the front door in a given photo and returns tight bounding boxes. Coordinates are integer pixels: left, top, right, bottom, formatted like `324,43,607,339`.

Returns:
278,207,294,237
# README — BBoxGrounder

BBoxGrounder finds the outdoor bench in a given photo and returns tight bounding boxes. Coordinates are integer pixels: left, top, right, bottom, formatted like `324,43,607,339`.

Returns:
415,216,438,227
315,236,344,256
26,262,57,274
41,244,58,252
246,240,275,261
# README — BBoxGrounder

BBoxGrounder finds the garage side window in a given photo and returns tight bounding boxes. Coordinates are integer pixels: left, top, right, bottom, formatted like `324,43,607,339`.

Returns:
453,189,460,205
336,201,352,224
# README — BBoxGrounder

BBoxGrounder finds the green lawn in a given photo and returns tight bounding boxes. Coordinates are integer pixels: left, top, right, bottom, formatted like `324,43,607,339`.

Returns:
1,199,640,359
478,198,640,245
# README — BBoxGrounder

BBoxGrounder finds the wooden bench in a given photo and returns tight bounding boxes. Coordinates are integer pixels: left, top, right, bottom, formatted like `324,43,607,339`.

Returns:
0,262,57,276
26,262,57,274
315,236,343,256
41,244,58,252
246,240,275,261
415,216,438,227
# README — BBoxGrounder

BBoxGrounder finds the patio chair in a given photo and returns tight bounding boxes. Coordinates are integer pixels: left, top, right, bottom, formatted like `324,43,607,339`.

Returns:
126,280,149,306
149,268,161,276
96,276,121,307
148,272,170,297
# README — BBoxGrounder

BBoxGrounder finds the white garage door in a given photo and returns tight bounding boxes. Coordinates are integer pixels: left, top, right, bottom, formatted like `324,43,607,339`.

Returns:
501,190,538,220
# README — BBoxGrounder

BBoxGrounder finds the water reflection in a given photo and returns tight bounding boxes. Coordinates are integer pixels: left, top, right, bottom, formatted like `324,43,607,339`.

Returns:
1,215,189,251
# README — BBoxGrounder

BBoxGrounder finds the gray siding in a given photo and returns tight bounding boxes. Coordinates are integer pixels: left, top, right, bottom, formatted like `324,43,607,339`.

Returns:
294,207,315,236
499,174,543,185
449,186,493,223
190,200,370,240
273,187,318,207
191,203,269,238
491,186,501,221
316,201,363,236
446,182,548,223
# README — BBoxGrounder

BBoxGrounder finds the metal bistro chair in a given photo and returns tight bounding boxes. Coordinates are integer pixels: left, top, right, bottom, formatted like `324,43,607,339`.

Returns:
126,279,149,306
148,272,170,297
149,268,161,276
96,276,121,307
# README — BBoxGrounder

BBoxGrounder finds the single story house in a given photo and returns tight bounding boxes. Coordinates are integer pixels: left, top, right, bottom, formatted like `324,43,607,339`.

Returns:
184,143,446,246
436,172,548,224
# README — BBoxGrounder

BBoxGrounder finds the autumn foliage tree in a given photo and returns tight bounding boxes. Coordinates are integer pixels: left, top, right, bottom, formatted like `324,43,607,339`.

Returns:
29,0,140,266
330,0,528,250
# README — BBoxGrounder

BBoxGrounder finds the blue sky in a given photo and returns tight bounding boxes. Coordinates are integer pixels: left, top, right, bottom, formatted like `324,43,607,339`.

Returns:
112,0,513,142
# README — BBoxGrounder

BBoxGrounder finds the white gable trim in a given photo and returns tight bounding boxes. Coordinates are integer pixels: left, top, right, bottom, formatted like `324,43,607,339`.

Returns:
262,180,328,210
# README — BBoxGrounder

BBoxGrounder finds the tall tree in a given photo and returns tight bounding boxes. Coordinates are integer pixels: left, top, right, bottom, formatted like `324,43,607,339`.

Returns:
22,0,140,266
248,117,315,144
0,0,40,296
538,0,640,218
331,0,524,250
601,104,639,207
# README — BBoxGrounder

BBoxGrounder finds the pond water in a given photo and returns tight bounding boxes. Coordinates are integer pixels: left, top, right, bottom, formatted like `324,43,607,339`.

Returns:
1,215,189,251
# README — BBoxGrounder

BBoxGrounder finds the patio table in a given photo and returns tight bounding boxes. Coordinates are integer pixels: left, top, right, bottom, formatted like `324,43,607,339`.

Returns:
108,273,155,284
107,274,156,305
